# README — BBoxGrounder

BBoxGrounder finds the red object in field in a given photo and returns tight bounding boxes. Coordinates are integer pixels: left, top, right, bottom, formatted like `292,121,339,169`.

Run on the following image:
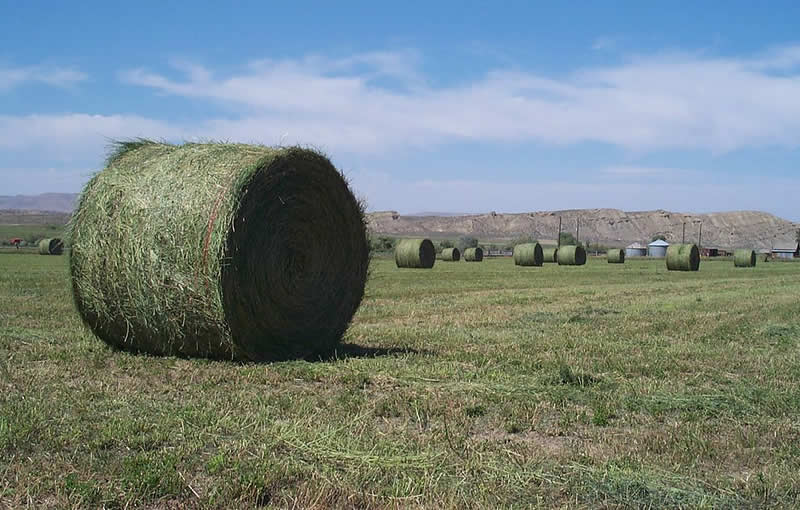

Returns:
10,238,23,245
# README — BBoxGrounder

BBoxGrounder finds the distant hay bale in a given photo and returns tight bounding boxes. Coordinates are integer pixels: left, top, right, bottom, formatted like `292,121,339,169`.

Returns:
607,248,625,264
734,249,757,268
542,247,559,263
666,244,700,271
395,239,436,268
38,238,64,255
69,141,369,361
513,243,543,266
557,245,586,266
440,247,461,262
463,247,484,262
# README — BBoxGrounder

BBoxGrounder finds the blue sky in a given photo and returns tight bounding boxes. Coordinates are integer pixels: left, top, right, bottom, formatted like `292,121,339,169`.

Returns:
2,1,800,220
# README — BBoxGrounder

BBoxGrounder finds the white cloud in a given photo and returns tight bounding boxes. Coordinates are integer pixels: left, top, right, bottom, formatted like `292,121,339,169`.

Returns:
0,65,87,90
114,46,800,153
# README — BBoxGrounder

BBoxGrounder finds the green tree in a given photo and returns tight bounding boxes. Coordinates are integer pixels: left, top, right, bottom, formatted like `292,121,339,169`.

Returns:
651,234,667,242
457,236,478,251
559,232,577,246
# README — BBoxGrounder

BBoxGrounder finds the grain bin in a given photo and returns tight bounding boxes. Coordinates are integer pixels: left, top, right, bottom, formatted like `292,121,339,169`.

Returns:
625,242,647,258
440,247,461,261
69,141,369,361
648,239,670,258
513,243,543,266
396,239,436,268
734,249,757,268
557,245,586,266
666,244,700,271
463,247,484,262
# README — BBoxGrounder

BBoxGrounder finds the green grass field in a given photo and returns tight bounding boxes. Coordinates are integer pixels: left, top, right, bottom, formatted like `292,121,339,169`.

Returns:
2,254,799,508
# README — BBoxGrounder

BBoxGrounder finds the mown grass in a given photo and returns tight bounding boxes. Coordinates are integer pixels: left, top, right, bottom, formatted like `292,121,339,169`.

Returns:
1,254,799,508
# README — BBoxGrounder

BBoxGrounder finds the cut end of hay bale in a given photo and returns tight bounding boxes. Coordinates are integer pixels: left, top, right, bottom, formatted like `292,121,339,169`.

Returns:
513,243,543,266
666,244,700,271
440,247,461,262
557,245,586,266
70,141,369,362
607,248,625,264
463,247,484,262
542,247,558,263
395,238,436,268
38,238,64,255
734,249,757,268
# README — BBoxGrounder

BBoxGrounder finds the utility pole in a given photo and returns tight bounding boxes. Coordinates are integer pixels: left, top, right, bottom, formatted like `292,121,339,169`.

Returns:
698,222,703,249
557,216,562,247
682,222,686,244
576,217,580,244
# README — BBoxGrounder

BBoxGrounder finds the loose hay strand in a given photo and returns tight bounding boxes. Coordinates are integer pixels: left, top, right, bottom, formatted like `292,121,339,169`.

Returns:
69,141,369,361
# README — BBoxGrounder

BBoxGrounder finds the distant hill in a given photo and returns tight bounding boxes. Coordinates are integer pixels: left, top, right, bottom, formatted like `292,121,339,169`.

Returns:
0,193,78,213
2,193,797,250
367,209,800,250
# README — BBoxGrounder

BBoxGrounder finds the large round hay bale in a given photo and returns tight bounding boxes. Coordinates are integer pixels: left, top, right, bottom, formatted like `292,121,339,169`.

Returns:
542,247,558,263
734,249,757,268
666,244,700,271
513,243,543,266
69,141,369,361
463,247,484,262
440,247,460,262
607,248,625,264
38,238,64,255
395,239,436,268
557,245,586,266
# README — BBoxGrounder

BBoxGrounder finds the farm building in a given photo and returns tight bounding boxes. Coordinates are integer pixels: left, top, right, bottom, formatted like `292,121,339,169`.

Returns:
700,247,731,257
772,243,799,259
648,239,670,257
625,242,647,258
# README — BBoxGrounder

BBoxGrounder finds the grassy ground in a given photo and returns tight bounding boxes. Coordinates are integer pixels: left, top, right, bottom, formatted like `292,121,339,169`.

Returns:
1,254,799,509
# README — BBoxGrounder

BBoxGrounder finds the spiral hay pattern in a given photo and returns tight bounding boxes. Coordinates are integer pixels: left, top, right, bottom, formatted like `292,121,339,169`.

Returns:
440,247,461,261
69,141,369,361
395,239,436,268
463,247,484,262
542,247,559,263
666,244,700,272
557,245,586,266
607,248,625,264
38,238,64,255
513,243,543,266
734,249,757,268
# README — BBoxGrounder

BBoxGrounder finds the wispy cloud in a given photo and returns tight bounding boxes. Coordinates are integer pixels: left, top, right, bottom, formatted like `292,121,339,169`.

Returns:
591,36,619,51
0,65,87,91
115,46,800,153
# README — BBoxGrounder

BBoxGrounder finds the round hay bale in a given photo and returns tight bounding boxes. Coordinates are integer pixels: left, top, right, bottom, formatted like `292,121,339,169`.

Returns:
607,248,625,264
69,141,369,361
666,244,700,271
463,247,484,262
395,239,436,268
734,249,757,268
557,245,586,266
440,247,461,262
542,247,558,263
38,238,64,255
513,243,543,266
